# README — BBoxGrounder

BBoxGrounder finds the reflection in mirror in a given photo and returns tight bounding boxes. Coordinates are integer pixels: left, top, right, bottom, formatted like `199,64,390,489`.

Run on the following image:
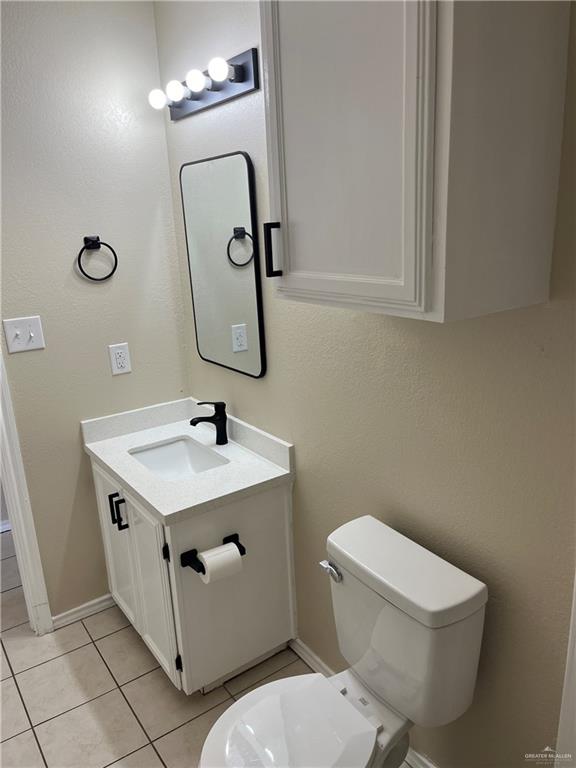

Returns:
180,152,266,378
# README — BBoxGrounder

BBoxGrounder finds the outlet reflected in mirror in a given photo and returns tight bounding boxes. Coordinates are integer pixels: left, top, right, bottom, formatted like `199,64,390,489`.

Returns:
180,152,266,378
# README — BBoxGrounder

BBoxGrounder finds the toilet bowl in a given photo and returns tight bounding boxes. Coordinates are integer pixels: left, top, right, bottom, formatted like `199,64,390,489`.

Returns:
201,670,410,768
200,516,487,768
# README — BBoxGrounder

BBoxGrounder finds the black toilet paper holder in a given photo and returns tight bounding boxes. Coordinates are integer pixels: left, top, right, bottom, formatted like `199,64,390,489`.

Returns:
180,533,247,574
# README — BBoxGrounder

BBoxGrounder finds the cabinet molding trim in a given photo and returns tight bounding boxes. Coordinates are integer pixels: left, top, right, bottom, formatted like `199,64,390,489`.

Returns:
414,0,436,313
261,0,289,274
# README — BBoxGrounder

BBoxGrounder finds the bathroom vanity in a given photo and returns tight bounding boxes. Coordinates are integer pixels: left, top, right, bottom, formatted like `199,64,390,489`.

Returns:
81,399,295,694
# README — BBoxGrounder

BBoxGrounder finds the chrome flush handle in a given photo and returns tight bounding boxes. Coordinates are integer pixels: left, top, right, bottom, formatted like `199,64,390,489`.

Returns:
319,559,342,583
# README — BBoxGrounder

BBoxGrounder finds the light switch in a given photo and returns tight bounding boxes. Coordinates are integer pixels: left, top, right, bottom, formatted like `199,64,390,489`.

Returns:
3,316,46,353
231,324,248,353
108,342,132,375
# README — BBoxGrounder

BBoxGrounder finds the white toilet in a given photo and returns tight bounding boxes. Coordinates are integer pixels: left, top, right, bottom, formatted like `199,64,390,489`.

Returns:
200,515,488,768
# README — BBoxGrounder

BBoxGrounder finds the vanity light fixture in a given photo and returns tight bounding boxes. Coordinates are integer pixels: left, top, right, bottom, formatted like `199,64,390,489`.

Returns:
208,57,244,83
166,79,191,103
148,88,168,110
186,68,211,95
147,48,259,122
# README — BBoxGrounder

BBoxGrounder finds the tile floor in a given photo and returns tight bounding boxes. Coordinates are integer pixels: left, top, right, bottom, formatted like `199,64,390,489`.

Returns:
1,531,27,634
0,533,411,768
0,601,313,767
1,530,21,599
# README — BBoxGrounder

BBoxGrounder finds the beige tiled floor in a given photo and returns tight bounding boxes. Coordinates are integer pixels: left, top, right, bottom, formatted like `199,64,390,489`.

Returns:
1,557,21,592
1,531,17,562
0,587,28,631
83,605,130,640
1,532,21,597
3,621,91,673
1,604,314,767
0,532,26,638
96,626,159,685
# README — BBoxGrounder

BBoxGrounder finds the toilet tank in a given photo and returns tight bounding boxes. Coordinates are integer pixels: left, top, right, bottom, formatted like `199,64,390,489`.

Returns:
327,516,488,727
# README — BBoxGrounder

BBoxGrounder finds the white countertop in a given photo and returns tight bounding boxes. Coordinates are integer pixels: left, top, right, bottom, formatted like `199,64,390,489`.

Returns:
82,399,294,525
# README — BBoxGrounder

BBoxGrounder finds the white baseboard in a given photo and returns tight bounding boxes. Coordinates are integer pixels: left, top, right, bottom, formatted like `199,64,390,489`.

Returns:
406,747,439,768
289,637,336,678
52,593,115,630
290,637,439,768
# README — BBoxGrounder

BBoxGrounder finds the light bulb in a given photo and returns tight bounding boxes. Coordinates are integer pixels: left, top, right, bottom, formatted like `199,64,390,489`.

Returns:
165,80,190,103
208,57,232,83
185,69,209,93
148,89,167,110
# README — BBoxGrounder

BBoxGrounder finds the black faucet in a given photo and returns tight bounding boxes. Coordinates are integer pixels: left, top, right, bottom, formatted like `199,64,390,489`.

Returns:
190,401,228,445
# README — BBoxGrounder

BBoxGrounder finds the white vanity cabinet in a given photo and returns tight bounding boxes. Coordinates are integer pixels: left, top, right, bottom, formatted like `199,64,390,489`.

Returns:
91,461,295,694
260,0,570,321
81,397,296,694
85,402,296,696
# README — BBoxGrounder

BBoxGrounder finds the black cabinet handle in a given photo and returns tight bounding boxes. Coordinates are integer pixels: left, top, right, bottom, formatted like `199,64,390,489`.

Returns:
263,222,282,277
113,497,129,531
108,492,120,526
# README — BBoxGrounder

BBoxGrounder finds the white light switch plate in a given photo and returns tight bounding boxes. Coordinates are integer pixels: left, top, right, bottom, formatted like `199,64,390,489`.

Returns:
108,342,132,375
231,323,248,353
3,316,46,353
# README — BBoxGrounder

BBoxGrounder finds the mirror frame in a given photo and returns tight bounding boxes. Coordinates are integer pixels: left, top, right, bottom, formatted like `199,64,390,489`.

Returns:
179,151,267,378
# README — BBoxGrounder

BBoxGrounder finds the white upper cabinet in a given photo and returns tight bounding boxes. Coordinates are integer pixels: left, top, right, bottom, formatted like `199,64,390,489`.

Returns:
260,1,570,321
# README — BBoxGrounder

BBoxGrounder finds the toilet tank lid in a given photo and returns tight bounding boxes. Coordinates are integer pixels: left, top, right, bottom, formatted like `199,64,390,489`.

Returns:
327,516,488,628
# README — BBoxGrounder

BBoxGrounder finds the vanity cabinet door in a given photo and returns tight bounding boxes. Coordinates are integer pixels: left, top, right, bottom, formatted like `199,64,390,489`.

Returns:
261,0,435,316
92,464,140,628
166,485,296,695
126,493,181,689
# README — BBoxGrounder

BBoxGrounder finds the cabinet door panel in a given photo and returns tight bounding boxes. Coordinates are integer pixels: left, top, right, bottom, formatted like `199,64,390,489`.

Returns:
167,486,295,695
92,465,139,627
262,0,435,313
127,494,181,688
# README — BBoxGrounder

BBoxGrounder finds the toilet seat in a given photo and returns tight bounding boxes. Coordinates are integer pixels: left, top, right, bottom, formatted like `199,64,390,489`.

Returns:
200,673,380,768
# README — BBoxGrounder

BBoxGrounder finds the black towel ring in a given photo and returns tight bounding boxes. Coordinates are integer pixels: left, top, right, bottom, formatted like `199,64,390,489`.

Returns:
227,227,254,268
77,236,118,282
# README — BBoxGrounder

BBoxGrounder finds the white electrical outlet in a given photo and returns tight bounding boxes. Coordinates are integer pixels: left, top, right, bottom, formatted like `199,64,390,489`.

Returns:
3,316,46,353
231,323,248,353
108,342,132,375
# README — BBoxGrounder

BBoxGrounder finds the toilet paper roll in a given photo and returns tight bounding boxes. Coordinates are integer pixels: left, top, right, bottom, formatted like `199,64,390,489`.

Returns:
198,542,243,584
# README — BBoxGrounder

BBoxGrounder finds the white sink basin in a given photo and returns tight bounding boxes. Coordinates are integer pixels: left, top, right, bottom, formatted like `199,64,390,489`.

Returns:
129,436,229,481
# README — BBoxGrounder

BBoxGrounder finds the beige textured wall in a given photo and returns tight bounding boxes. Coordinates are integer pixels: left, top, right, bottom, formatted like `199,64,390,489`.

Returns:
155,3,576,767
1,2,188,615
2,2,574,765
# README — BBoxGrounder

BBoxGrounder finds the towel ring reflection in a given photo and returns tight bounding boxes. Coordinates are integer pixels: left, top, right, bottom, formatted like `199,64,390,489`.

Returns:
227,227,254,268
77,236,118,282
